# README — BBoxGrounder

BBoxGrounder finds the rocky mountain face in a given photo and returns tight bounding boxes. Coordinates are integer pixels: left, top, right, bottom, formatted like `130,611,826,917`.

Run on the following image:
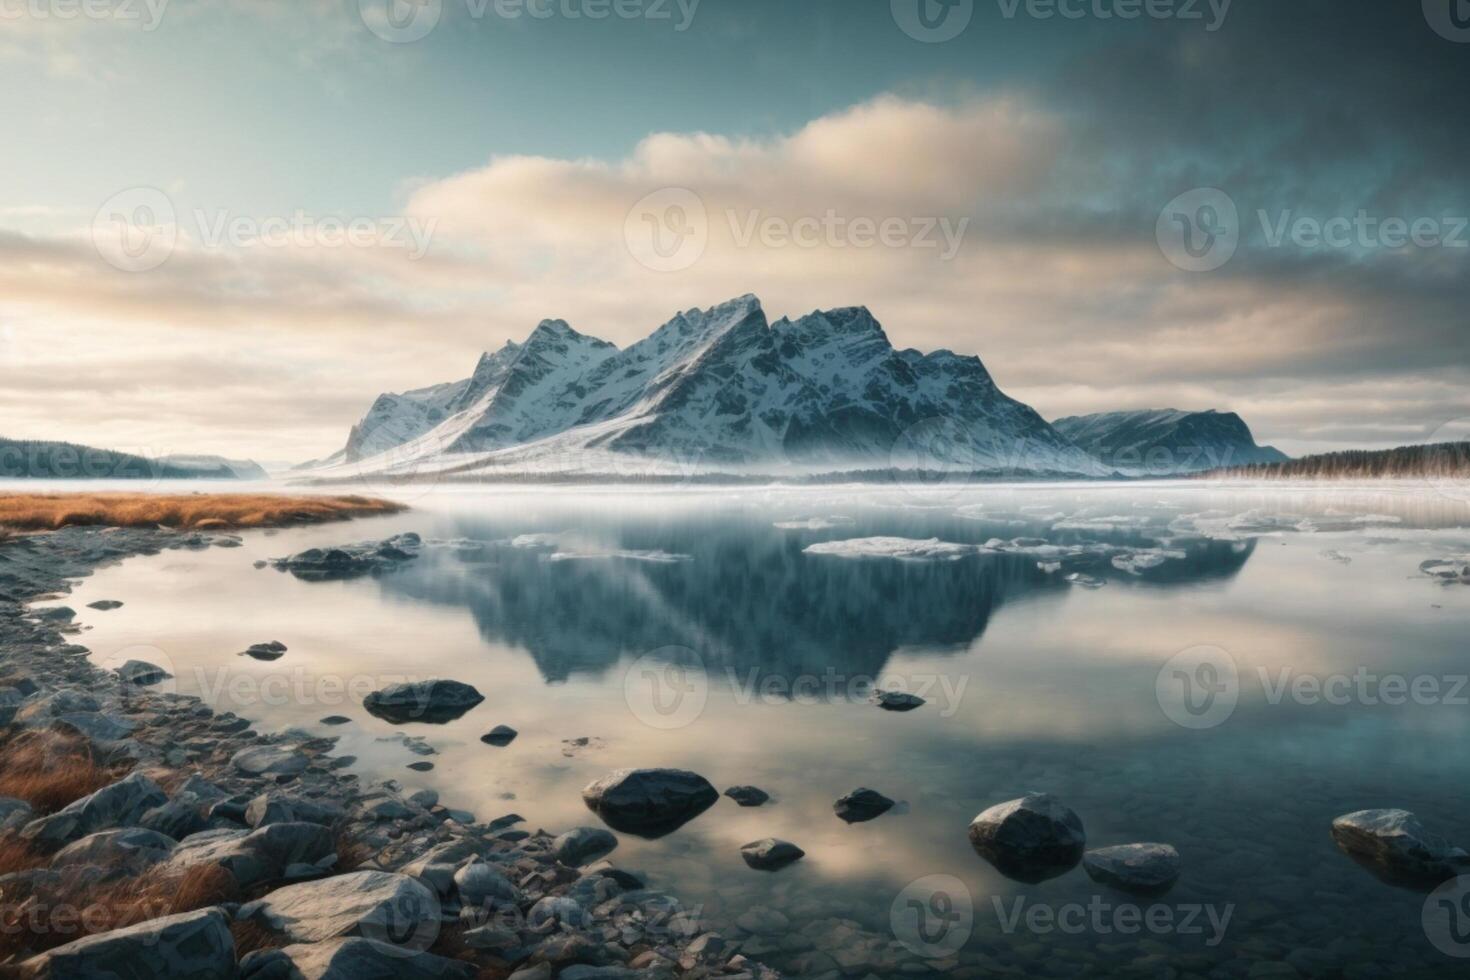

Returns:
1051,409,1288,475
325,295,1101,480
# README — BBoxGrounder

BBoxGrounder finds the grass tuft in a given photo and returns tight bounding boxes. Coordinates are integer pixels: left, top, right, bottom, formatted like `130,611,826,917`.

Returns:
0,729,128,815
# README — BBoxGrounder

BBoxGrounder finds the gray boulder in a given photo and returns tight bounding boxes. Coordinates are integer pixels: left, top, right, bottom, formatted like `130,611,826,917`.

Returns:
246,791,344,828
582,768,719,838
21,772,167,846
248,871,440,949
20,907,234,979
116,659,171,685
1082,843,1181,895
161,821,334,888
872,690,926,711
363,680,484,724
1331,809,1469,886
141,800,207,840
231,744,309,777
52,711,136,742
15,690,100,726
553,827,618,867
240,937,475,980
0,795,35,831
454,858,521,909
724,786,770,807
833,788,894,824
50,827,177,875
740,838,805,871
968,793,1086,883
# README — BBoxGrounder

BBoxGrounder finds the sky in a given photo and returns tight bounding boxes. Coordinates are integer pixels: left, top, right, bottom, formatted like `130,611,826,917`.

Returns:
2,0,1468,463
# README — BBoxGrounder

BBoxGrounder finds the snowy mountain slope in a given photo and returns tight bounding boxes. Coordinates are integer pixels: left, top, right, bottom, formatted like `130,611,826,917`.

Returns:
1052,409,1288,474
314,295,1106,482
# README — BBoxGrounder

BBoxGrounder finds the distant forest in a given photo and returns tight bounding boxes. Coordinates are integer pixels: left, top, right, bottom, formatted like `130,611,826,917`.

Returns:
0,439,227,480
1203,441,1470,480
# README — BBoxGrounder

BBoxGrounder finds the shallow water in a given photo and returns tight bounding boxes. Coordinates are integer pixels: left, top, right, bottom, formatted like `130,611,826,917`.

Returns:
55,482,1470,976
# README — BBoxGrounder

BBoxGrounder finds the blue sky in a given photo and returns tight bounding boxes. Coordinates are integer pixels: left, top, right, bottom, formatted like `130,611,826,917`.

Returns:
2,0,1467,461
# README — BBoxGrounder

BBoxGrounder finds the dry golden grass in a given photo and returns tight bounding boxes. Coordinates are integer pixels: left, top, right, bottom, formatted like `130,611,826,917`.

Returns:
0,862,238,960
0,730,128,815
0,492,403,531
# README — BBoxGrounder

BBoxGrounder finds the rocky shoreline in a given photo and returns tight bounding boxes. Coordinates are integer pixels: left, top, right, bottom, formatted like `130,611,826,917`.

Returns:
0,526,774,979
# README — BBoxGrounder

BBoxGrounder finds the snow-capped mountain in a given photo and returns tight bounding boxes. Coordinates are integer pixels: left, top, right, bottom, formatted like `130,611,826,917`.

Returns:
1052,409,1288,475
312,295,1105,482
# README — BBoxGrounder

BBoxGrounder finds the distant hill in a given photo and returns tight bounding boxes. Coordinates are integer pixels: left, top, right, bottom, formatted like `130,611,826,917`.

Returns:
1052,409,1287,475
1201,441,1470,480
0,439,265,480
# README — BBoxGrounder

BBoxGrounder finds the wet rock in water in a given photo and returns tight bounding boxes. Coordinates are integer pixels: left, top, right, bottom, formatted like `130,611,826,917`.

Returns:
320,715,352,726
833,788,895,824
270,533,423,582
1331,809,1470,887
407,761,434,772
116,659,172,686
741,838,805,871
50,827,178,875
968,793,1086,883
1082,843,1182,895
246,870,440,945
363,679,485,724
19,907,234,979
480,725,518,746
21,771,168,846
872,690,926,711
242,640,287,661
86,599,123,611
582,768,719,839
553,826,618,866
724,785,770,807
232,744,309,778
240,937,476,980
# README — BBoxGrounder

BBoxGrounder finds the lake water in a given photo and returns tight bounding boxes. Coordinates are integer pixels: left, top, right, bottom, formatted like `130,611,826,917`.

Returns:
55,482,1470,977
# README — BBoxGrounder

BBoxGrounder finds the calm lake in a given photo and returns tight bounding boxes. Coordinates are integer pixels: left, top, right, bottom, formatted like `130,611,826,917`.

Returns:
57,482,1470,977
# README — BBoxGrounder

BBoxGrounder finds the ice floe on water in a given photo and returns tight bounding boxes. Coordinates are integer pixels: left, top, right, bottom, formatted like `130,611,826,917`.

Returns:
773,516,856,531
1111,550,1188,575
509,532,691,563
1420,556,1470,583
803,537,982,561
1320,549,1353,564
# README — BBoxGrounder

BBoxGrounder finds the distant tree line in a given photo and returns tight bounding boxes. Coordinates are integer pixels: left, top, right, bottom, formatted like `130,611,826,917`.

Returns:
1201,442,1470,480
0,438,221,480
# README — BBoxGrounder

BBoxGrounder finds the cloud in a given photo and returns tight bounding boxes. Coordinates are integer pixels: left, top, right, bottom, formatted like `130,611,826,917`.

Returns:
2,88,1467,462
